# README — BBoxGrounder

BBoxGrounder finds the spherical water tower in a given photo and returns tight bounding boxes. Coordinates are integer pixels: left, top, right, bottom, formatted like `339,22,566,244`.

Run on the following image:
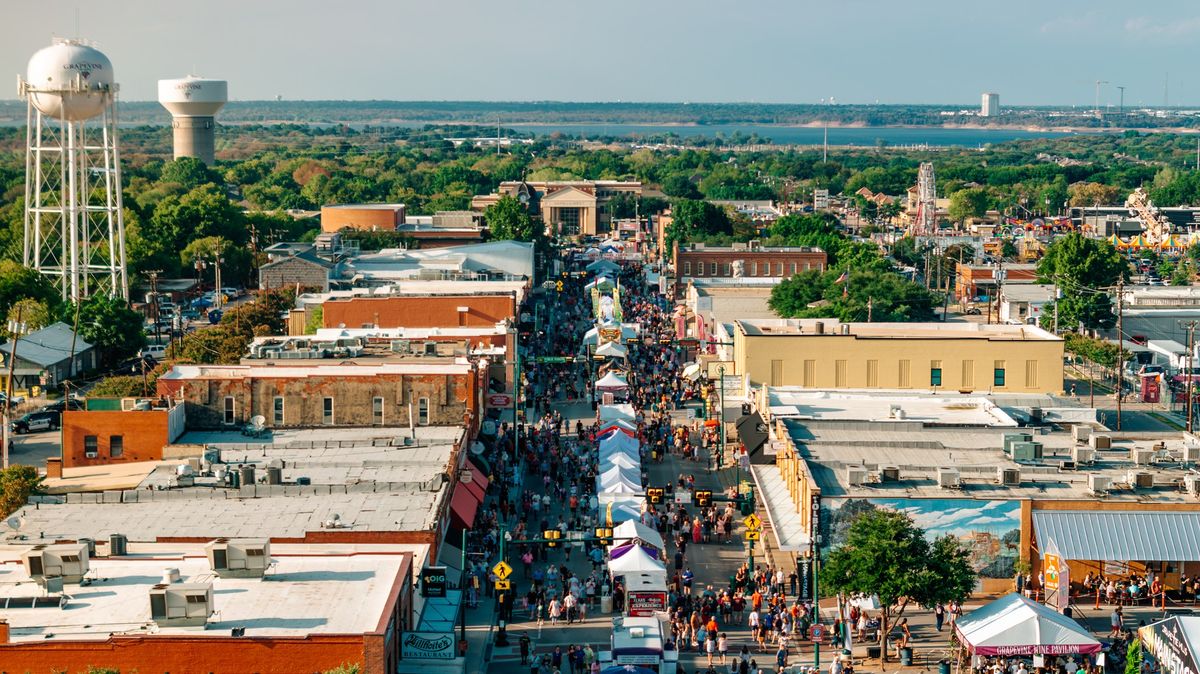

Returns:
158,76,227,165
18,38,127,301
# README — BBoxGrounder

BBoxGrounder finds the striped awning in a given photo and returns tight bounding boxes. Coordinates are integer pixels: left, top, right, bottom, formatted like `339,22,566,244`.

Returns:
1033,511,1200,561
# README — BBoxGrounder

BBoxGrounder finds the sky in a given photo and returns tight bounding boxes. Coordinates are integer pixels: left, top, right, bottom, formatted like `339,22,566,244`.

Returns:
3,0,1199,106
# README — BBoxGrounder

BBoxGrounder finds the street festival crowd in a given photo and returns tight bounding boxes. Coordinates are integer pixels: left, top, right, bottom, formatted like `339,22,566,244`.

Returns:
452,254,1154,674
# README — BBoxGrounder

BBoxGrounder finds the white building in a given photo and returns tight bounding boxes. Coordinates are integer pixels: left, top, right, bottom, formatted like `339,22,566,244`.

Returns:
981,92,1000,117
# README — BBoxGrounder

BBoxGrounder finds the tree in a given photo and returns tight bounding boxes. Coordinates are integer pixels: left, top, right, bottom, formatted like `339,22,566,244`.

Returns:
159,157,222,189
1,465,44,518
3,298,54,338
948,187,991,223
77,294,147,365
769,269,939,322
666,199,733,248
0,260,59,322
823,509,975,661
1068,181,1120,207
484,195,540,242
1037,234,1128,331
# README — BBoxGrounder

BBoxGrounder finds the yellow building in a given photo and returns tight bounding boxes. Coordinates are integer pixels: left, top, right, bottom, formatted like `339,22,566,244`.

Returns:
728,318,1064,394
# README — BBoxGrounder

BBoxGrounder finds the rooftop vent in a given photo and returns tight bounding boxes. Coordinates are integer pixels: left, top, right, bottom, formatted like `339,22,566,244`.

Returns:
1132,448,1155,466
1127,471,1154,489
1184,475,1200,496
846,466,868,486
1089,434,1112,450
998,467,1021,486
149,581,212,627
1088,474,1112,495
937,467,961,489
21,543,90,585
1071,447,1096,465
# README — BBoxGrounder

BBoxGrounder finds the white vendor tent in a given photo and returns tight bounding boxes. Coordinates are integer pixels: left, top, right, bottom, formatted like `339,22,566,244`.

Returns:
599,430,639,455
599,464,641,488
585,276,615,291
595,341,629,359
601,452,639,470
607,545,666,577
613,519,665,550
681,363,702,382
596,371,629,389
581,323,639,347
599,404,637,424
598,419,638,435
587,259,621,274
954,593,1102,656
604,499,644,524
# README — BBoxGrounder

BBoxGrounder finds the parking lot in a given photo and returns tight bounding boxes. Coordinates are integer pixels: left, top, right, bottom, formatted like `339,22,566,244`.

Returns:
8,429,60,469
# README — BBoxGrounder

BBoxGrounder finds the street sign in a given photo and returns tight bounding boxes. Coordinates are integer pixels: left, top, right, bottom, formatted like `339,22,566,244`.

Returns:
492,561,513,580
494,580,511,591
487,394,513,407
743,514,762,530
744,530,761,541
419,566,448,598
811,624,825,642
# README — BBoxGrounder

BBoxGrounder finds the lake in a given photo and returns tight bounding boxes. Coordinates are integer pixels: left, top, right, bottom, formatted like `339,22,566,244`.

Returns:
505,123,1078,147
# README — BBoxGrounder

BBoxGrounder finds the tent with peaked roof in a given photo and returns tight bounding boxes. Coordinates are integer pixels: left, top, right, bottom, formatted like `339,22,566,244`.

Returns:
604,498,643,524
601,452,639,470
600,430,639,454
587,259,622,274
599,404,637,424
598,419,638,436
1129,233,1150,248
596,371,629,389
1108,234,1128,249
954,593,1101,656
613,519,665,550
595,341,629,359
607,545,666,576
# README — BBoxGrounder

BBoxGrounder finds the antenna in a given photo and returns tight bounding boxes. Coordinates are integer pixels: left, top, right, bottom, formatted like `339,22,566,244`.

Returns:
1116,86,1125,114
1094,80,1108,117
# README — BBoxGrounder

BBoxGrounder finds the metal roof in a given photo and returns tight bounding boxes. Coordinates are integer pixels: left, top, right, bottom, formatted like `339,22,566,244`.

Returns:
0,322,91,367
1033,511,1200,561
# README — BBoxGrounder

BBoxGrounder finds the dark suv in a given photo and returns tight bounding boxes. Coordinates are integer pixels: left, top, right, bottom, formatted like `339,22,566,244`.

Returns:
12,410,60,434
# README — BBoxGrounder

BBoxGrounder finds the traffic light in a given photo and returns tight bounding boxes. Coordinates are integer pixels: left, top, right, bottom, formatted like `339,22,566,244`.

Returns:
739,489,756,516
646,487,665,505
692,489,713,508
594,526,613,546
543,529,562,548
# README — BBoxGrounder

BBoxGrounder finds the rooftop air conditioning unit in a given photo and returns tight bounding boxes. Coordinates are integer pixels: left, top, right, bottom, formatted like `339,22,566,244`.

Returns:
846,466,868,487
1073,425,1093,443
1132,448,1155,465
937,467,961,489
423,341,438,356
21,543,91,584
1185,475,1200,496
998,467,1021,486
1010,442,1043,462
1128,471,1154,489
1183,446,1200,463
880,466,900,482
390,340,411,354
1088,474,1112,495
205,538,271,578
1090,434,1112,450
149,581,213,627
1072,447,1096,465
1003,433,1034,455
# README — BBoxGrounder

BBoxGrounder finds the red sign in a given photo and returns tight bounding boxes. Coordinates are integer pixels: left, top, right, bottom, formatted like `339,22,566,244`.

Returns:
810,624,825,642
626,591,667,617
487,394,513,407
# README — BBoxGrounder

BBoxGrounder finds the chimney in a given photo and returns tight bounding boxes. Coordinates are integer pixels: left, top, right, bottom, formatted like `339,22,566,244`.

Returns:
45,457,62,479
0,619,9,644
814,322,825,335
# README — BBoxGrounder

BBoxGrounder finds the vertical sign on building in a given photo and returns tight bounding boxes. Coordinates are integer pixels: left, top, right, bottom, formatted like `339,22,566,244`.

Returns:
797,558,814,602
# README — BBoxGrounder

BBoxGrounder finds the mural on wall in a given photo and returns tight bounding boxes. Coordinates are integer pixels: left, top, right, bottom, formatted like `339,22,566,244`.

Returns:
821,498,1022,578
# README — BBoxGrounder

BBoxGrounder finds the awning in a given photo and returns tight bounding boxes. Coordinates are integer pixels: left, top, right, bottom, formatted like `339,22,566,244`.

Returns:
1033,511,1200,561
955,593,1101,656
449,482,481,530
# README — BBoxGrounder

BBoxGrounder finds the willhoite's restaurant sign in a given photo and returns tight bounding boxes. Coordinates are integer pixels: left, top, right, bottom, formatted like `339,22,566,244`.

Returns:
402,631,456,660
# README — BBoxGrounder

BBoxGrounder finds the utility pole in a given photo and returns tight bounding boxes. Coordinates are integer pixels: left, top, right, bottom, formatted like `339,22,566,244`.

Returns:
717,364,726,469
867,297,873,322
2,307,28,470
1186,322,1197,432
147,269,162,345
1116,86,1126,114
1094,80,1109,117
1116,280,1124,430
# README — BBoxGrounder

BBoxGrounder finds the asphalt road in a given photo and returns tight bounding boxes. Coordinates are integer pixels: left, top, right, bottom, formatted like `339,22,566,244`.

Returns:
8,429,61,469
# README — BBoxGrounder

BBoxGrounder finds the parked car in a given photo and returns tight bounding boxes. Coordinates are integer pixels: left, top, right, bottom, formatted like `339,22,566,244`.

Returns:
220,287,243,299
140,343,168,360
0,392,26,407
41,398,84,414
965,307,982,315
12,410,60,434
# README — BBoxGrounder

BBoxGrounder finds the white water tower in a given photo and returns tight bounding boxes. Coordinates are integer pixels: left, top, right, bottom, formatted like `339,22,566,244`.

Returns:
18,38,127,301
158,76,227,165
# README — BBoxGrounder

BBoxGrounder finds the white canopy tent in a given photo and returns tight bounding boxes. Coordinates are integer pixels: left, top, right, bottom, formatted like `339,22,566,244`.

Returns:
597,419,638,436
581,323,639,347
607,545,666,577
594,341,629,359
681,363,702,382
599,464,641,487
603,498,643,524
954,593,1102,656
613,519,665,550
601,452,640,470
600,430,639,454
585,276,615,291
596,371,629,389
599,404,637,424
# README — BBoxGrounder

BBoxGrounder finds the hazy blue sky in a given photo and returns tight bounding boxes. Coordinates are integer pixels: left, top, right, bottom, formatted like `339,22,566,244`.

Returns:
4,0,1198,106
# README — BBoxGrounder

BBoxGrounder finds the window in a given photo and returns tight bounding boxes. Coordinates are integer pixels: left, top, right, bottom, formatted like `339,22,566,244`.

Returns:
759,262,768,276
373,396,385,425
418,397,430,425
834,360,847,387
898,360,911,388
110,435,124,458
710,262,718,276
322,397,334,425
930,360,943,387
721,263,731,276
84,435,98,457
223,396,235,425
683,261,691,276
60,554,80,563
962,360,975,388
802,360,815,387
790,263,797,276
776,262,784,276
749,262,757,277
866,360,879,387
770,359,784,387
246,548,265,557
994,360,1006,387
1025,360,1039,389
273,397,284,425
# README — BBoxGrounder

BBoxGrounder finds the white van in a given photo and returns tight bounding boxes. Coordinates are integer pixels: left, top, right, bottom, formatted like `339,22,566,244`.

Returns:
140,343,168,360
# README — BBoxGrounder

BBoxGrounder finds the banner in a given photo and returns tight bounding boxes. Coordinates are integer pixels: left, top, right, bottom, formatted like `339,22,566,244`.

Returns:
627,591,668,617
1140,618,1200,674
797,559,814,602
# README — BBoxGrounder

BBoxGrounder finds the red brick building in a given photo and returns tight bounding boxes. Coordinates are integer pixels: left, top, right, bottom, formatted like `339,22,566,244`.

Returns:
672,243,827,296
321,203,405,233
60,399,185,468
322,293,517,329
955,262,1039,302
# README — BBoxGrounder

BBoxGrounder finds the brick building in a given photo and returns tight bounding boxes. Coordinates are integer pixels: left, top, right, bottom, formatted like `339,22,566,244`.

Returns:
258,249,334,292
60,398,185,468
156,362,481,430
322,293,518,329
955,262,1039,302
321,203,405,233
672,242,827,296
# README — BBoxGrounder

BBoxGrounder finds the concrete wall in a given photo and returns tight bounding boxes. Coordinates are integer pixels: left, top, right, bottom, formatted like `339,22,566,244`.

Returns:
169,371,478,430
322,295,516,329
734,330,1065,394
61,408,173,468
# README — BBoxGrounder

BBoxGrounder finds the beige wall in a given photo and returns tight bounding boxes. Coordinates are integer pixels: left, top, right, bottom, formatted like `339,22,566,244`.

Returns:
734,329,1065,394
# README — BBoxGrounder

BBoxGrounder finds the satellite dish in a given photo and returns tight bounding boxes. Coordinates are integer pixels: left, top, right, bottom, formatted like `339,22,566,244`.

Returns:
6,515,23,530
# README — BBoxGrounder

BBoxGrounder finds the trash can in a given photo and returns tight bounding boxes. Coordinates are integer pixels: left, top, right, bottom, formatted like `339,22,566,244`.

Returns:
601,594,614,614
900,647,914,666
940,660,951,674
866,646,882,659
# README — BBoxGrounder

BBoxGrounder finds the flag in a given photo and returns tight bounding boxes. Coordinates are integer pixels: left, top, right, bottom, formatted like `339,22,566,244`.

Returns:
835,271,849,284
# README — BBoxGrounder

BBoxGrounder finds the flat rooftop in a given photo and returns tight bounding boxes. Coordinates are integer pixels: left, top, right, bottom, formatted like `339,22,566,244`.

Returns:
766,389,1020,426
736,318,1062,341
0,542,424,642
